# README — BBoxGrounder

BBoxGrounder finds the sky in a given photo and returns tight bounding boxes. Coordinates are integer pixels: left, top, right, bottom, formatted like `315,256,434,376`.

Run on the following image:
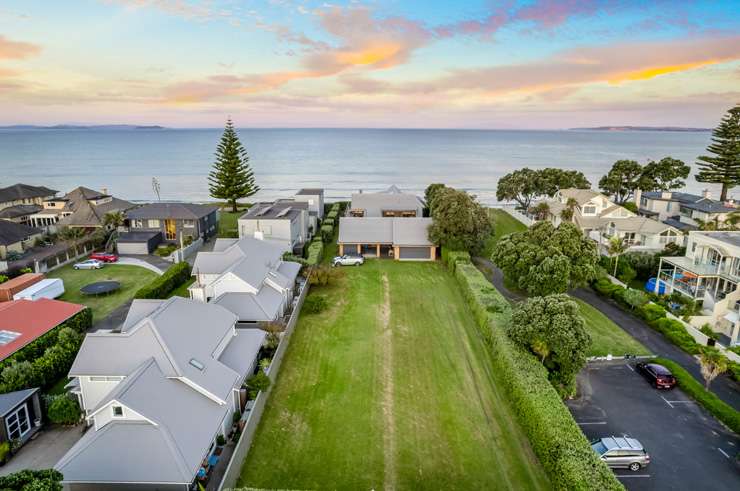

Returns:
0,0,739,129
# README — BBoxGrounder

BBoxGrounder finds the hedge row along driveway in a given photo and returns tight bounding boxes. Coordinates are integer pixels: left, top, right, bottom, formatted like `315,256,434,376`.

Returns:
239,261,549,490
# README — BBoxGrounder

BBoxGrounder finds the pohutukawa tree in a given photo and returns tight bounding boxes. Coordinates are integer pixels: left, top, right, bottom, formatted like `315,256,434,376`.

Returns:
427,186,492,254
496,167,590,210
695,104,740,201
209,119,259,212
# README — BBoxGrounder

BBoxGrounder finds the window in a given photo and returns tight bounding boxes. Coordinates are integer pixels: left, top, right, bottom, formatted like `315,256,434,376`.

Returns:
133,219,144,228
183,219,195,228
147,219,160,228
112,405,124,418
0,330,20,345
189,358,205,371
666,202,672,212
640,197,647,207
5,403,30,440
583,205,596,215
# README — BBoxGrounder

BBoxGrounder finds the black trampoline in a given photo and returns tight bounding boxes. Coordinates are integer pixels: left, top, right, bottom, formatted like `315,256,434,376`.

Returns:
80,281,121,296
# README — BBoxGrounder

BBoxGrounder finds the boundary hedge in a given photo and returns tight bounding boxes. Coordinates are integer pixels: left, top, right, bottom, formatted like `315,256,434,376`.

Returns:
306,241,323,266
441,248,471,272
134,261,192,299
450,258,622,490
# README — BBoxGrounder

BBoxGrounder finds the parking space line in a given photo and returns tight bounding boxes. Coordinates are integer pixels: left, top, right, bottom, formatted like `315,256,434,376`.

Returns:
577,421,607,425
617,474,651,478
719,448,730,459
625,364,634,371
661,395,674,408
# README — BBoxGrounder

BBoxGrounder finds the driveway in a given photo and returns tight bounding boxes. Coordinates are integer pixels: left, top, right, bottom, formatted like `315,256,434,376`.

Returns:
473,257,740,411
116,255,167,274
567,361,740,491
0,425,85,476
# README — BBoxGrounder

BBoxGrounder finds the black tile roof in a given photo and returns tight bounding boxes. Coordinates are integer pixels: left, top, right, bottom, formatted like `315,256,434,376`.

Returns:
0,183,57,203
0,220,41,245
642,191,735,213
127,202,219,220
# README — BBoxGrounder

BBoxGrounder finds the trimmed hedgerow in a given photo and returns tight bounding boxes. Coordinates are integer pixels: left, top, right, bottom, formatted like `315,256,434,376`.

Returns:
453,264,622,491
441,248,471,271
592,278,620,297
637,303,667,323
654,357,740,434
650,318,700,354
320,224,334,243
306,241,324,266
134,261,192,299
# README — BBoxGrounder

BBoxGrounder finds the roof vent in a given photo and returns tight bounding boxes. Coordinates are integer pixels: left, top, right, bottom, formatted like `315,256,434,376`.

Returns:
189,358,205,371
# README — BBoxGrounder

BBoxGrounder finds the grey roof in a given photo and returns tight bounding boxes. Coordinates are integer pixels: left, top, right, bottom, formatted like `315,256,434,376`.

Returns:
702,232,740,248
277,261,301,283
218,329,266,374
127,202,219,220
663,218,697,231
0,204,42,219
116,231,162,243
0,183,57,203
0,220,41,246
350,186,424,217
56,187,135,228
192,237,287,289
241,201,304,221
338,217,433,246
642,191,736,214
0,388,38,417
214,285,285,322
557,188,602,206
296,188,324,196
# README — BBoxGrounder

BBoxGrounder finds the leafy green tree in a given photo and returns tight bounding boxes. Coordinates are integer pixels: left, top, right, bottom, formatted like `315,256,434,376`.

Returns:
508,294,591,397
428,187,492,254
208,118,259,212
695,104,740,201
246,371,271,399
698,347,729,389
0,469,63,490
424,183,446,214
536,168,591,197
492,221,598,296
606,236,628,277
47,395,81,425
496,168,539,210
529,202,550,221
622,288,648,310
1,361,41,392
598,159,644,204
640,157,690,191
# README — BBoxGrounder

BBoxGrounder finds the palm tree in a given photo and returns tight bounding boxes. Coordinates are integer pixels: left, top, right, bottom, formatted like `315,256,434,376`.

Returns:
723,211,740,231
698,347,728,389
530,202,551,221
694,217,720,231
559,197,579,222
57,226,86,255
607,236,628,277
103,211,125,229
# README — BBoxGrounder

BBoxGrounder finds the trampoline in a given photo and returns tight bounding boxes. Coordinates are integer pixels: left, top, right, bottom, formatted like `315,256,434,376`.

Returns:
80,281,121,296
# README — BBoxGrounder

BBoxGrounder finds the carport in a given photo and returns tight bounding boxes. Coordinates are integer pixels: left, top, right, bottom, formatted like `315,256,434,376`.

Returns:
116,231,162,255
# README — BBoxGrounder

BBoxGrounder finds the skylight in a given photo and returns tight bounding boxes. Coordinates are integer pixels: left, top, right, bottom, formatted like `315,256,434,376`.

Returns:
0,330,20,345
189,358,205,371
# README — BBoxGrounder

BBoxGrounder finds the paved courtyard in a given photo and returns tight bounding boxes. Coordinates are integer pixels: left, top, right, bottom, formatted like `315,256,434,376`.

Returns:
0,425,85,475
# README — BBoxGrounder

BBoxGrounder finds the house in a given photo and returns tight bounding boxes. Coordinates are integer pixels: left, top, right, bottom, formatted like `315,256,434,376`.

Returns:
338,217,436,260
27,186,134,230
294,188,324,220
118,202,220,254
0,204,43,225
348,185,425,217
190,237,301,324
238,200,310,253
656,231,740,346
0,388,43,451
0,220,42,259
0,183,57,211
536,188,681,251
55,297,266,490
637,189,737,232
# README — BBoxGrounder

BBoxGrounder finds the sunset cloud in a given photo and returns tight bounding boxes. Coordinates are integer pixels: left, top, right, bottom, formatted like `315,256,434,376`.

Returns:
0,35,40,60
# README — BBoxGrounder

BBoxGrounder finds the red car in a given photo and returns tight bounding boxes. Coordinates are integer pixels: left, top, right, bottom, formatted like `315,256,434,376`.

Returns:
635,362,677,389
89,252,118,263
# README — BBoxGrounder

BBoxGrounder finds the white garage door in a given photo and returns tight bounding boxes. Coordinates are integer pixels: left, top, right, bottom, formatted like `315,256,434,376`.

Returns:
117,242,150,255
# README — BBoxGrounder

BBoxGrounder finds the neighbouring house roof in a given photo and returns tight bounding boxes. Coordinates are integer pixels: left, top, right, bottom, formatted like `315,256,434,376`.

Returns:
0,273,43,292
192,237,287,283
127,202,219,220
296,188,324,196
0,220,41,246
557,188,602,206
0,388,39,417
0,204,42,219
0,184,57,204
578,215,677,235
0,298,85,361
338,217,433,246
55,187,134,228
241,201,305,221
350,186,425,216
213,287,284,322
700,232,740,249
642,191,736,214
663,218,697,231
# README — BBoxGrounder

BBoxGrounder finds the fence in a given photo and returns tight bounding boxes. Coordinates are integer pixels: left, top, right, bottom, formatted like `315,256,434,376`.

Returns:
34,241,96,273
165,237,203,263
491,203,533,227
217,271,312,491
666,311,740,363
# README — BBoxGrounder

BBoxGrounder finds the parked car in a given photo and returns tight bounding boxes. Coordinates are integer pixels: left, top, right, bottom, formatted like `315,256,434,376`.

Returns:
73,259,104,270
591,436,650,471
635,362,677,389
90,251,118,263
332,255,364,267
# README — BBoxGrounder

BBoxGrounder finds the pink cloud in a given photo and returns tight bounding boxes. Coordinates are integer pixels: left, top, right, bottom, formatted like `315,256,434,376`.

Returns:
0,35,41,60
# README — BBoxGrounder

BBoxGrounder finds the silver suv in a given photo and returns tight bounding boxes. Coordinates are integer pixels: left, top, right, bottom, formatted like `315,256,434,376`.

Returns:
591,436,650,471
332,255,364,267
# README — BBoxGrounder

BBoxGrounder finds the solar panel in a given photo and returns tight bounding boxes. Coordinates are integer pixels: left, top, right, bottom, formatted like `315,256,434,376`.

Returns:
276,207,292,217
256,205,273,216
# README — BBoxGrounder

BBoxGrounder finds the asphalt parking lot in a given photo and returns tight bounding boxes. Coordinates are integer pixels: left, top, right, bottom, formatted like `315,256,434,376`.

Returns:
567,360,740,490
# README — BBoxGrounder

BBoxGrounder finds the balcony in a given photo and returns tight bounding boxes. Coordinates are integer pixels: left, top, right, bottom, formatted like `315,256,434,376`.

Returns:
662,256,721,277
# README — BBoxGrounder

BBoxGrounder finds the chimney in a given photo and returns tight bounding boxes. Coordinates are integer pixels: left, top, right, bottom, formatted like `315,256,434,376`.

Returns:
660,191,672,199
359,189,363,194
101,187,108,195
633,189,642,207
702,189,711,199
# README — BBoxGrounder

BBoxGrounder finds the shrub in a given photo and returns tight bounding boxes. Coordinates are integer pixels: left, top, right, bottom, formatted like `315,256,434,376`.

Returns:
304,294,329,314
622,288,648,309
654,357,740,434
614,261,636,285
0,469,63,490
246,371,271,399
320,223,334,243
592,278,619,297
638,303,667,323
134,261,192,299
309,265,343,286
155,244,177,257
282,254,308,268
700,324,720,341
454,263,509,329
651,318,700,354
0,274,7,284
47,395,81,425
441,249,471,271
326,210,338,220
306,241,323,266
0,441,9,463
216,434,226,446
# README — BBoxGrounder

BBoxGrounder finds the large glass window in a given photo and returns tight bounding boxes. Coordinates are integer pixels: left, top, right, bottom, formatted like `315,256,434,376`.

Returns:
6,403,30,440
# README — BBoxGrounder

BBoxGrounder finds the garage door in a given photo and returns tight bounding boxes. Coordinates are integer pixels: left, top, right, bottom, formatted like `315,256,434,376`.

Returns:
117,242,150,255
397,246,431,260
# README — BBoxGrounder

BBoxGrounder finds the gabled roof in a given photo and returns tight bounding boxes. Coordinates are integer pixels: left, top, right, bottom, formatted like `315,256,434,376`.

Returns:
557,188,602,206
0,183,57,203
350,186,424,216
338,217,433,246
0,204,42,219
56,187,134,228
192,237,287,289
0,388,38,417
127,202,219,220
296,188,324,196
0,220,41,245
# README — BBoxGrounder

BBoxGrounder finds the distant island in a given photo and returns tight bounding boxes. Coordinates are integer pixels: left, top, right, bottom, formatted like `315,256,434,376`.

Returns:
570,126,711,132
0,124,166,130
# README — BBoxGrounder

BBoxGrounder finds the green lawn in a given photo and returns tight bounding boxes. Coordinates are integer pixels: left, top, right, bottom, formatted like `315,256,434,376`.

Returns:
575,299,650,357
168,277,195,298
239,261,549,490
484,208,527,256
218,210,241,238
48,264,158,322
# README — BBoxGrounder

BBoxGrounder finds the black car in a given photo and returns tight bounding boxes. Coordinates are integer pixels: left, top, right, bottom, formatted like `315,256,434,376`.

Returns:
635,362,677,389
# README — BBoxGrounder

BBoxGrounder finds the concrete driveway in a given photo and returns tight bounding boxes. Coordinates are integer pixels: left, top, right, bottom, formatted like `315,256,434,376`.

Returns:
567,360,740,490
116,256,166,274
0,425,85,476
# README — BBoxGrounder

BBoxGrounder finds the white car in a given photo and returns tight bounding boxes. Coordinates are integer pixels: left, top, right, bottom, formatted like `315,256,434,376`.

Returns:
73,259,104,270
332,255,364,267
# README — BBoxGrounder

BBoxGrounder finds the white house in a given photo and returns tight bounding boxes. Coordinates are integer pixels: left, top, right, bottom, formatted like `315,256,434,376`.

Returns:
348,185,425,218
238,200,310,253
190,237,302,324
56,297,266,490
294,188,324,220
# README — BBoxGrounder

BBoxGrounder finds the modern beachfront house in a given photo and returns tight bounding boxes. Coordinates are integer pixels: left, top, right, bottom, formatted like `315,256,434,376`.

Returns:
56,297,266,490
656,231,740,346
348,185,425,218
190,237,302,324
238,200,310,254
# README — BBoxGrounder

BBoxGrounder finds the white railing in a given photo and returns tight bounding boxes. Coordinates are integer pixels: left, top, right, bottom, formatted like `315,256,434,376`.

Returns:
492,204,533,226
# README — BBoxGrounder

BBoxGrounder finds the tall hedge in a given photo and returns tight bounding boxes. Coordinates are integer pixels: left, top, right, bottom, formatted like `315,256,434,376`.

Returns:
320,223,334,243
306,241,323,266
453,265,622,490
441,248,471,271
134,262,192,299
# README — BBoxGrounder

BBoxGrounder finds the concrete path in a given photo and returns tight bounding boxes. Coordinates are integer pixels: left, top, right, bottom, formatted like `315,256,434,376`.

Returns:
0,425,85,475
116,256,166,275
473,256,740,411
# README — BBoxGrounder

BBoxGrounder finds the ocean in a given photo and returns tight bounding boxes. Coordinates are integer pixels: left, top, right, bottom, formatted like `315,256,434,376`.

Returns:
0,128,717,204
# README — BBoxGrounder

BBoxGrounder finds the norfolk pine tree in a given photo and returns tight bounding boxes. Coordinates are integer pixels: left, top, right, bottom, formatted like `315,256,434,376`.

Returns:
209,119,259,212
695,104,740,201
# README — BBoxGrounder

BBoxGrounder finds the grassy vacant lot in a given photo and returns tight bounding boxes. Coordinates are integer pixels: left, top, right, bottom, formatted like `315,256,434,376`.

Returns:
576,299,650,357
239,261,549,490
48,264,157,322
484,208,527,255
218,210,242,238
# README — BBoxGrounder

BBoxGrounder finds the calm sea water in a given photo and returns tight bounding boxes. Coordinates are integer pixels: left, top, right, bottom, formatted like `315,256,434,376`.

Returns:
0,128,717,204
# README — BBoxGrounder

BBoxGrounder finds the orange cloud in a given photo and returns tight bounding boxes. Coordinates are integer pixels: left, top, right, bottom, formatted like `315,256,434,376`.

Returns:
0,35,41,60
609,61,719,83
